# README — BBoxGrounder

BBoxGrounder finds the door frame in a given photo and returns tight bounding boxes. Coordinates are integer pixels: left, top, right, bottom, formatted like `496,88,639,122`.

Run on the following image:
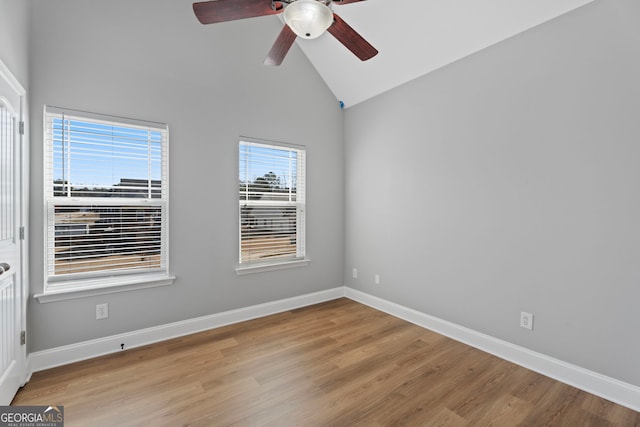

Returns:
0,58,29,390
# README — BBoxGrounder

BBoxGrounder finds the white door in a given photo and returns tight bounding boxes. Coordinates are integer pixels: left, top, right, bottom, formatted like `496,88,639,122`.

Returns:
0,60,26,405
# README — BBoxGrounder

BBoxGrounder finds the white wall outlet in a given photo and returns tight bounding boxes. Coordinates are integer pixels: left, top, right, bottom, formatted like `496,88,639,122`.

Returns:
520,311,533,330
374,274,380,285
96,303,109,320
352,268,358,279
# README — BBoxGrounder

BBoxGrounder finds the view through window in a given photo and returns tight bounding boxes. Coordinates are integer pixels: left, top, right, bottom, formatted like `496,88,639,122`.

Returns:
239,140,306,265
44,107,169,289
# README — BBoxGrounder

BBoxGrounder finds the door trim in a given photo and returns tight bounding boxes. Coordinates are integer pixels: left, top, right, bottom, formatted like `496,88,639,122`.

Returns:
0,59,29,391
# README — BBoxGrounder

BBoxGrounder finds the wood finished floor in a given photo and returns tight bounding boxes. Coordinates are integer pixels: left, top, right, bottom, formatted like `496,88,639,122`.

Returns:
12,298,640,426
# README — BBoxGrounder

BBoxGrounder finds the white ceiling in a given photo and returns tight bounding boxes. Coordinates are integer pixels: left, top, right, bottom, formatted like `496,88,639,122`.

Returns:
288,0,595,108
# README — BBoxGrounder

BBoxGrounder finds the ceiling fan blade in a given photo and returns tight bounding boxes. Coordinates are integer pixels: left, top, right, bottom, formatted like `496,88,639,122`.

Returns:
327,13,378,61
193,0,283,25
333,0,367,4
264,25,297,66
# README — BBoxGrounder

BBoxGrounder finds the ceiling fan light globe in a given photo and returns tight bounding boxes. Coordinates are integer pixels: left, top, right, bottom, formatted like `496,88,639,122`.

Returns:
283,0,334,39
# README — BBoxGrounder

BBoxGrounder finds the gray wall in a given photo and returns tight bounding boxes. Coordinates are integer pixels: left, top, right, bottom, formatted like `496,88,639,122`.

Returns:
0,0,29,88
28,0,344,351
344,0,640,387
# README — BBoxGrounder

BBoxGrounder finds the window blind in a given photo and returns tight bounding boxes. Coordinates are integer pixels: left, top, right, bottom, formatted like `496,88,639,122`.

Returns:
239,140,305,264
44,107,168,285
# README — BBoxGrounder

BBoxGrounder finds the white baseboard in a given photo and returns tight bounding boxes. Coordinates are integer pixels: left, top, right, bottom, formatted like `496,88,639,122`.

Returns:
27,285,640,412
28,287,345,374
345,287,640,412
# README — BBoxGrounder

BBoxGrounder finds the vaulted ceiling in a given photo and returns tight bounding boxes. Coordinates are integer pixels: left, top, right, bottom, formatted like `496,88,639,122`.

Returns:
285,0,595,107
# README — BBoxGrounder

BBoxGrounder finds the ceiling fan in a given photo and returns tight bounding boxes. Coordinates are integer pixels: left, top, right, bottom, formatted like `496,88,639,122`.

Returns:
193,0,378,66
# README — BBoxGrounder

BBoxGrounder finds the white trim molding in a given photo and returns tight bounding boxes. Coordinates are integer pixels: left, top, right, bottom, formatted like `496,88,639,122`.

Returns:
345,287,640,413
26,286,640,412
34,274,176,303
235,258,310,275
0,60,26,97
28,287,345,373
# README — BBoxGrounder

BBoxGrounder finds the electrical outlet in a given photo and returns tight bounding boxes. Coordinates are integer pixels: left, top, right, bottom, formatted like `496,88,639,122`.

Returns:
520,312,533,330
352,268,358,279
374,274,380,285
96,303,109,320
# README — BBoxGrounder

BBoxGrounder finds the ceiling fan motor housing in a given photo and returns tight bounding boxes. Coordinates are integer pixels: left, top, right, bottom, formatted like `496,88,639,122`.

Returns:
272,0,332,8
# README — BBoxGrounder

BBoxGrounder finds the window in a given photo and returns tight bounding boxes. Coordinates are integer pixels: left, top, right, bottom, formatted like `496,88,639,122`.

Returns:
43,106,171,296
238,139,307,273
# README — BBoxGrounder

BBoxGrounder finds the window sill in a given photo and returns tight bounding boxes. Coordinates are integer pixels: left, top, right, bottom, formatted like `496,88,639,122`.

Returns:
34,273,176,303
235,258,310,276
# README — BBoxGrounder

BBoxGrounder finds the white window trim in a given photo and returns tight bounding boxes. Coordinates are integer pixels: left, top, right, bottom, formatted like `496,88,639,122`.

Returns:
34,273,176,303
235,258,310,276
41,106,174,300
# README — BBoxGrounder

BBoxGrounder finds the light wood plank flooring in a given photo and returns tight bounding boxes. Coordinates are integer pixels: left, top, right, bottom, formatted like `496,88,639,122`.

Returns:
12,298,640,426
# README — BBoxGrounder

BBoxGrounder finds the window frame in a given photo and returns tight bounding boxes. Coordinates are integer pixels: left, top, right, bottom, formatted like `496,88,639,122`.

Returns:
37,106,174,302
236,138,309,275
